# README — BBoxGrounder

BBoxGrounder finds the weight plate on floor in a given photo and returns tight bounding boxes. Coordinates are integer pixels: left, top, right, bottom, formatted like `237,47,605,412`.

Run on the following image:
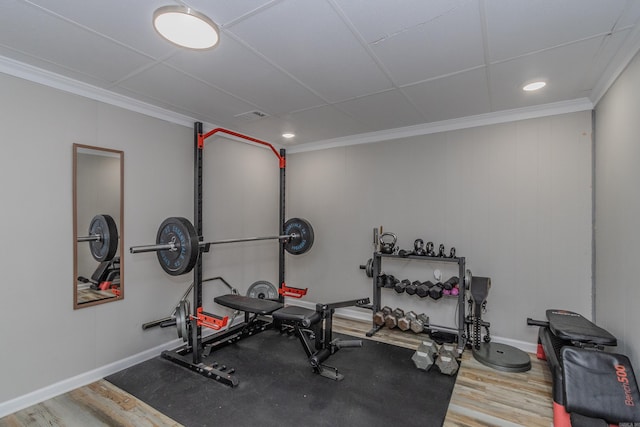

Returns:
156,217,199,276
175,300,190,342
283,218,314,255
246,280,278,300
88,214,118,262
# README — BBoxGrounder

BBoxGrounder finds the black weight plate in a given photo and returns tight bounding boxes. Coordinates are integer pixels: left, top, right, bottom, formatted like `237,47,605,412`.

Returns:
246,280,278,300
283,218,314,255
156,217,199,276
175,300,190,342
88,214,118,262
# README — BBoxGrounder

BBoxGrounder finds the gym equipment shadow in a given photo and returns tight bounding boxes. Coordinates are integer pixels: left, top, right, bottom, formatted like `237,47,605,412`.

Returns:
106,331,457,427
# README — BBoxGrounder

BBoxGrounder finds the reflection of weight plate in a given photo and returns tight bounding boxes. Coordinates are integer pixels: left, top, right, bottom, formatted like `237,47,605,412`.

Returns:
246,281,278,300
156,217,199,276
88,214,118,262
283,218,314,255
175,300,190,342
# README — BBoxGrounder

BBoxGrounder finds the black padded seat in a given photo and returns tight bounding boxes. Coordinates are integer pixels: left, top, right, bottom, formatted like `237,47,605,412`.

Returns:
272,306,322,327
214,294,283,315
563,346,640,423
546,309,617,346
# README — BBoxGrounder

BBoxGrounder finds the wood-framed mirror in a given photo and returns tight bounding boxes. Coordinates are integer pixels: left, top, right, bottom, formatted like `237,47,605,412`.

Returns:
73,143,124,308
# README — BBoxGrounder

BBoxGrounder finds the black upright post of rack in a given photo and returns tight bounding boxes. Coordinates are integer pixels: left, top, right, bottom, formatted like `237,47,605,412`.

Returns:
278,148,286,302
192,121,204,364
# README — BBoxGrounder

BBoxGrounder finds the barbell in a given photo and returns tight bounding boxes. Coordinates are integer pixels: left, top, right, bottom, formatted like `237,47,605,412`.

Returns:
130,216,314,276
77,214,119,262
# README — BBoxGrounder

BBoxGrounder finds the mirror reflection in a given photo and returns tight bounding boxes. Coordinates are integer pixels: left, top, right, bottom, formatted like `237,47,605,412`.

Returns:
73,144,124,308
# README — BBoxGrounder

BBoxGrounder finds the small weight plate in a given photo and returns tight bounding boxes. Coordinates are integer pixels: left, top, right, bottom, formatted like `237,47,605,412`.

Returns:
88,214,118,262
283,218,314,255
156,217,199,276
246,280,278,300
175,300,190,342
365,258,373,278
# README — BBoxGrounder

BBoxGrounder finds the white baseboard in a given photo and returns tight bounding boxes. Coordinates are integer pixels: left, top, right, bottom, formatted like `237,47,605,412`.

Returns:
0,338,182,419
1,300,537,419
284,298,537,354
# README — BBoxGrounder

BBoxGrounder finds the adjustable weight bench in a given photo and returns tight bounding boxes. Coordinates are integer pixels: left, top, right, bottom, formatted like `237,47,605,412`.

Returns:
528,310,640,426
213,294,370,381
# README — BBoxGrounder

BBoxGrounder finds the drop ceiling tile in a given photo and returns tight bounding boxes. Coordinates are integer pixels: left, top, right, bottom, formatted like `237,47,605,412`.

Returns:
117,63,256,124
484,0,630,62
0,0,153,83
278,104,372,143
366,0,485,86
489,37,604,111
166,35,326,115
402,68,491,122
227,0,393,103
334,89,424,131
25,0,176,58
335,0,474,44
186,0,277,25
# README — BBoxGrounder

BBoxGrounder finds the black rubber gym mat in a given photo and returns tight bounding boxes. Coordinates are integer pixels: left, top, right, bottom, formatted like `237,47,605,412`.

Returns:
106,331,457,427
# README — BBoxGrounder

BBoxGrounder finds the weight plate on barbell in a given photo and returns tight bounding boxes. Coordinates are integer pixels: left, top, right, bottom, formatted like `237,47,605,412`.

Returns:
246,280,278,300
156,217,199,276
88,214,118,262
175,300,190,342
283,218,314,255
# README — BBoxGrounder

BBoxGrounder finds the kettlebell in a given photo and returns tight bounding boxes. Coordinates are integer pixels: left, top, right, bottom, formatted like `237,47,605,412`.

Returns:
379,232,397,254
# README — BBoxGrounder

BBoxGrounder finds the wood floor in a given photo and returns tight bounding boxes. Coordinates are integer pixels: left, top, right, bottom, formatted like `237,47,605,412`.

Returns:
0,317,553,427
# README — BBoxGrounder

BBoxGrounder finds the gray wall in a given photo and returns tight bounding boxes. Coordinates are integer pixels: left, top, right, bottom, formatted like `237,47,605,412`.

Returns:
0,72,278,403
287,111,593,344
595,49,640,370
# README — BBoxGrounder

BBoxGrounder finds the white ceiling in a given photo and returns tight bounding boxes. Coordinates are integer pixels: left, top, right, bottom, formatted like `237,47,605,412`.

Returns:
1,0,640,148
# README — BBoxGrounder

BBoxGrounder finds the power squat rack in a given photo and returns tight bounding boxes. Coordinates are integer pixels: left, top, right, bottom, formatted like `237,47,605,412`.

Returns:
160,122,308,386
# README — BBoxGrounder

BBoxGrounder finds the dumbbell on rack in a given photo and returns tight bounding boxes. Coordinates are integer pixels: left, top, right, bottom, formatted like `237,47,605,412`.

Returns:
385,308,405,329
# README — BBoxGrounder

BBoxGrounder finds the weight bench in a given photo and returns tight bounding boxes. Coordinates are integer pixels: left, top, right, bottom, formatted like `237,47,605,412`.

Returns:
528,310,640,426
214,294,370,381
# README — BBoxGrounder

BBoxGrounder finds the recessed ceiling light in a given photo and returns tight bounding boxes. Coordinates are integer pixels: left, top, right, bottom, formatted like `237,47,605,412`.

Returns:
282,133,295,139
522,81,546,92
153,6,219,50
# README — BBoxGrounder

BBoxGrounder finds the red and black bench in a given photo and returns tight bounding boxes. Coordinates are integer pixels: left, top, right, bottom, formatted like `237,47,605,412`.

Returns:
528,310,640,426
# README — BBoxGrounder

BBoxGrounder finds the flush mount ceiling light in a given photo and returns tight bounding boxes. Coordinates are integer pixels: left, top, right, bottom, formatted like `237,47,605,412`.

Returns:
522,81,546,92
282,133,296,139
153,6,219,50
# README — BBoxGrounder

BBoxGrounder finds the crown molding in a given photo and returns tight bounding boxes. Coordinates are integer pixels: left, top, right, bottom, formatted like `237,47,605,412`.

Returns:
287,98,594,154
0,55,594,155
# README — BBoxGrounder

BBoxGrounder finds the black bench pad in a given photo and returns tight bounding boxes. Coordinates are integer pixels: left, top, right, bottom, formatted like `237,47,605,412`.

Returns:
272,306,322,327
214,294,283,315
563,346,640,423
546,310,617,346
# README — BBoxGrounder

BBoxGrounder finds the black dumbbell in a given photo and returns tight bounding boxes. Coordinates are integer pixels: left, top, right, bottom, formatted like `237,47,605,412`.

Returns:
414,239,426,256
426,241,435,256
405,280,420,295
376,274,386,288
384,274,398,289
395,279,410,293
416,281,434,298
398,249,413,257
442,276,459,290
429,283,444,300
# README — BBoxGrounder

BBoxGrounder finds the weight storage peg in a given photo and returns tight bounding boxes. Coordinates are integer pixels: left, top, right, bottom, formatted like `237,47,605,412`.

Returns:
130,216,314,276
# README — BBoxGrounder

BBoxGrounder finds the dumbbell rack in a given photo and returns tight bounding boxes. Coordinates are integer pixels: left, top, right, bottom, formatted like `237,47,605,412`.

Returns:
367,252,468,355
